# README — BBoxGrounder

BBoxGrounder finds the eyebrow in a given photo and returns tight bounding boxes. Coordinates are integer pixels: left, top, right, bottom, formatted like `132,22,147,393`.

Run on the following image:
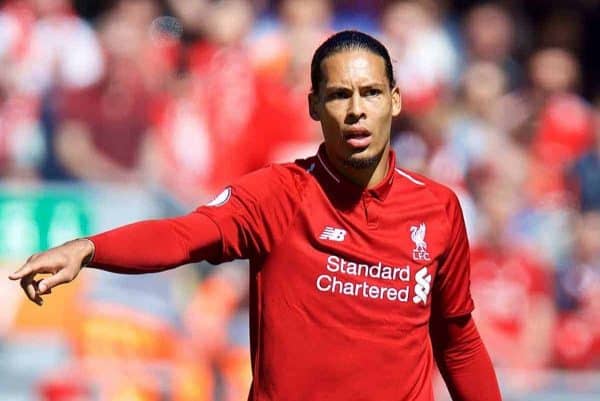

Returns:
324,82,386,90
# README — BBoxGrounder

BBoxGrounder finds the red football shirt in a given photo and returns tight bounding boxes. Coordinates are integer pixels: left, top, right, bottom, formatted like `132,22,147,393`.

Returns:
195,145,474,401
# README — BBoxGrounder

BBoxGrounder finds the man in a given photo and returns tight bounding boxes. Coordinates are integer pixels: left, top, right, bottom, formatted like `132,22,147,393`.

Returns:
10,31,502,401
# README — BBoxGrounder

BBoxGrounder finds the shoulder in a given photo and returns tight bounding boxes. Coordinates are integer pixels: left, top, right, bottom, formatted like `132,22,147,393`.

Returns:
394,167,460,208
393,167,465,239
227,159,313,202
267,154,319,190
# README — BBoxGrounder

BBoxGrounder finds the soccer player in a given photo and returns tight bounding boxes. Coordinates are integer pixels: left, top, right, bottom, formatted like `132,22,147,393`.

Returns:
10,31,502,401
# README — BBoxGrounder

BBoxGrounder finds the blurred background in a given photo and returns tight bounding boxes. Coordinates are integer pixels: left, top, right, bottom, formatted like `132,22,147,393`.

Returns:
0,0,599,400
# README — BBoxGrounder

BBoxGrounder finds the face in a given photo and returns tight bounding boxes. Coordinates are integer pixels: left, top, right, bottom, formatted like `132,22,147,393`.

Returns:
207,0,254,45
309,49,401,169
530,48,578,94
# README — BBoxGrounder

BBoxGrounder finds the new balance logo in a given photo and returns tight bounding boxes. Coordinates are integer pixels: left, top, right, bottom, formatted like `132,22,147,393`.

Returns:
319,226,347,242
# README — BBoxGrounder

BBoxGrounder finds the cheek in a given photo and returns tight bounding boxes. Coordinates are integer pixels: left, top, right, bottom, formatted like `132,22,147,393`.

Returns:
365,97,390,114
321,108,344,128
321,120,343,142
371,98,393,113
371,108,392,130
379,100,394,116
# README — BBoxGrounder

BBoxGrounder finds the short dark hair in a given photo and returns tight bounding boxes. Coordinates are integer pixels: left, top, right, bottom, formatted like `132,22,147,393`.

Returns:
310,30,396,94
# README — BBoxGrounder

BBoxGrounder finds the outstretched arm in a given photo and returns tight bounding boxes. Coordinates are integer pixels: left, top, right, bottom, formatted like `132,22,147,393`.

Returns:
86,212,221,272
9,212,221,305
430,313,502,401
10,164,303,305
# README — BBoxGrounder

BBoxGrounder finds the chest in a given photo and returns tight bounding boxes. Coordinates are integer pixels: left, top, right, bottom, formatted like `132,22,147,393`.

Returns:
259,187,450,330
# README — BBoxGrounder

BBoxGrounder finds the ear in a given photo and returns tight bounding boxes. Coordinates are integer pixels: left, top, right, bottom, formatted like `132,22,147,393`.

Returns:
308,92,320,121
391,86,401,117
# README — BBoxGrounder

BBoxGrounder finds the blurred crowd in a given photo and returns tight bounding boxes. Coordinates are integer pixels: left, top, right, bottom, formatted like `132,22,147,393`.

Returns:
1,0,599,400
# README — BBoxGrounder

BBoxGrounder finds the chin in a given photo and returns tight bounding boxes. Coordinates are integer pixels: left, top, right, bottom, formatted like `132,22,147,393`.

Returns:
340,142,388,169
342,151,381,169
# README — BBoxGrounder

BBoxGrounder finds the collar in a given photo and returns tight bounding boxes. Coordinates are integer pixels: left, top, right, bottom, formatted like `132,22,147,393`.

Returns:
314,143,396,201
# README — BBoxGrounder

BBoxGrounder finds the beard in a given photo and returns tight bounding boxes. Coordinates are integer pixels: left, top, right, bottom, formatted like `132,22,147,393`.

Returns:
340,147,385,170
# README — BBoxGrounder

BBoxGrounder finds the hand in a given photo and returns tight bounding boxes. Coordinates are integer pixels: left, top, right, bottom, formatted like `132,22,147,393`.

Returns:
8,239,95,306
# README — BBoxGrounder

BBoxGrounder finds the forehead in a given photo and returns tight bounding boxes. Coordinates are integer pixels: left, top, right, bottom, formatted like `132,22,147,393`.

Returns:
320,49,389,87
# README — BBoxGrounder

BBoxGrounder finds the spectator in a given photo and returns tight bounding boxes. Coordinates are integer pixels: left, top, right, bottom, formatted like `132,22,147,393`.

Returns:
529,48,594,167
53,0,160,183
426,61,521,243
250,0,333,89
381,0,458,116
153,0,315,205
13,0,104,95
469,173,556,373
249,0,332,160
0,0,103,180
497,48,594,207
554,211,600,369
428,61,513,190
567,110,600,212
463,3,522,89
0,69,45,180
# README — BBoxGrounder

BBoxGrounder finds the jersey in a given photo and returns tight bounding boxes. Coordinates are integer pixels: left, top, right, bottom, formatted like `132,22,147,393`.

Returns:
196,144,474,401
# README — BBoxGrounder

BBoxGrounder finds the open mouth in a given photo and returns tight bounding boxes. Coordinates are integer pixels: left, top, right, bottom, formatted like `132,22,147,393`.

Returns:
343,128,372,148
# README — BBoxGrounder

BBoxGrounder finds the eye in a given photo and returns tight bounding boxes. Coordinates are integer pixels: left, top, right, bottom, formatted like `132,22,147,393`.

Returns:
364,88,382,97
326,90,350,101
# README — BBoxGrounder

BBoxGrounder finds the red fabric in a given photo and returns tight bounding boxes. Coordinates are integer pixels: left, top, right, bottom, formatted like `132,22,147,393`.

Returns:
194,146,475,400
430,314,502,401
87,213,221,273
86,146,483,400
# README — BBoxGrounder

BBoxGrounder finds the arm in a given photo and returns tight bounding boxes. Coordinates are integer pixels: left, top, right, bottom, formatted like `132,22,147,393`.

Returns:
427,188,501,400
87,212,221,272
9,212,221,305
10,164,303,305
430,313,502,401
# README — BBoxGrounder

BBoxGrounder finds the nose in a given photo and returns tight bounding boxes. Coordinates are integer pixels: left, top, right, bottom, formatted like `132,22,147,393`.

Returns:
345,92,366,123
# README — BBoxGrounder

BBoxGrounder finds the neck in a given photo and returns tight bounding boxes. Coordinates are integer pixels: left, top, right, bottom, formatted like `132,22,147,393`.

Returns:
326,145,391,189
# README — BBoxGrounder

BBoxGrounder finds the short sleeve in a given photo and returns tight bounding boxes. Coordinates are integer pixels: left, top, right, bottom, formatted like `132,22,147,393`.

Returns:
432,192,475,318
195,164,304,263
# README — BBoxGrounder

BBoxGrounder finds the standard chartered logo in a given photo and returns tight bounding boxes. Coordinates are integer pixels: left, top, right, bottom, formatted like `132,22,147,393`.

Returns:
412,267,431,305
315,255,432,305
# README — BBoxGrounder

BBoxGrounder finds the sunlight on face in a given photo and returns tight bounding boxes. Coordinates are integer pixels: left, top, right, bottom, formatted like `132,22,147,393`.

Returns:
310,49,401,169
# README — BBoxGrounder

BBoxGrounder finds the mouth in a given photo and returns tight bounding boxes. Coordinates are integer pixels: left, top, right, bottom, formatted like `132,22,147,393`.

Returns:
342,128,372,149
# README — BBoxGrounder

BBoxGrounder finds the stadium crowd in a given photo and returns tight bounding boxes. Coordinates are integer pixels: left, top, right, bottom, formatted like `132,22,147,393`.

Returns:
1,0,599,400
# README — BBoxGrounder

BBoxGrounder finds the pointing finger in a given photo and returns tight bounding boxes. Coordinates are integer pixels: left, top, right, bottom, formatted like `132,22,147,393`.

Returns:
10,254,62,281
9,262,35,281
10,256,49,281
